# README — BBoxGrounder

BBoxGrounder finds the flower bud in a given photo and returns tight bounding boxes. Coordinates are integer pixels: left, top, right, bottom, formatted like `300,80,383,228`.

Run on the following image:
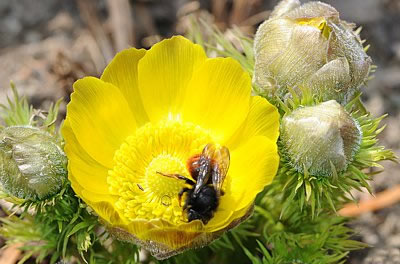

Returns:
280,100,361,176
254,0,372,104
0,126,67,200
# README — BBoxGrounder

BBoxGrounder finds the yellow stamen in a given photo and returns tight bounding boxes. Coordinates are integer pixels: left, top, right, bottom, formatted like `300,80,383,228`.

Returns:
107,120,213,224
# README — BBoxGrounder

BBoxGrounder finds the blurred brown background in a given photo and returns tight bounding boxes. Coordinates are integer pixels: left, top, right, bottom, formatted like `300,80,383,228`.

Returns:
0,0,399,263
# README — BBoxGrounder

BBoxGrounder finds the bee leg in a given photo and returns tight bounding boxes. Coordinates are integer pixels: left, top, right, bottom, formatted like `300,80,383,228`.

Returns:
182,194,192,211
178,188,191,207
182,201,189,211
156,172,195,185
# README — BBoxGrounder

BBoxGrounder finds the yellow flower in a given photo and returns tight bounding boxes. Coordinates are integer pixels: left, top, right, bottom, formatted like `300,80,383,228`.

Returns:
62,36,279,259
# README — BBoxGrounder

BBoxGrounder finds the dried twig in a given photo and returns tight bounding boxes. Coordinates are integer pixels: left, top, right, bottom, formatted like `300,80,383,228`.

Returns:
106,0,135,51
177,1,201,18
339,185,400,217
239,10,271,27
0,243,22,264
134,2,160,47
76,0,114,64
135,2,158,36
212,0,228,28
230,0,261,25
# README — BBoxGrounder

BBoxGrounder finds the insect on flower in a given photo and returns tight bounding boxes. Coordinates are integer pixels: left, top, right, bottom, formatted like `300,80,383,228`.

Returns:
157,143,229,224
62,36,280,259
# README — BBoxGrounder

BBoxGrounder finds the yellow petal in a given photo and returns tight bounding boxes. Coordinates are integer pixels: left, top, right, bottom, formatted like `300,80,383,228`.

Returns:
67,77,136,168
135,222,202,250
69,175,121,224
138,36,207,122
62,119,109,194
205,200,252,232
227,96,280,149
80,188,116,204
64,115,121,224
142,228,202,250
225,136,279,211
84,195,122,223
181,58,251,143
101,48,148,125
204,202,234,231
116,205,252,253
69,171,121,224
69,172,84,197
112,219,206,256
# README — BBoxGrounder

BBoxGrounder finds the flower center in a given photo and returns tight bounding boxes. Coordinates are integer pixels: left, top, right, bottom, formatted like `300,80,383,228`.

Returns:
107,120,213,225
145,154,187,200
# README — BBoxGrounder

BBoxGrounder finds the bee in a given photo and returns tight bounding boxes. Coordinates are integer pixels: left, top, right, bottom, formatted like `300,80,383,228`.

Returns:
157,143,230,224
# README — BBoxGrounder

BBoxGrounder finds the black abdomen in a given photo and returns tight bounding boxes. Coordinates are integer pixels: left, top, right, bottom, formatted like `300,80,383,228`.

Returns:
187,186,219,224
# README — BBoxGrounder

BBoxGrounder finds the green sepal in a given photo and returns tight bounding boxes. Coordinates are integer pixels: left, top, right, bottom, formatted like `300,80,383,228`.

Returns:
277,92,397,218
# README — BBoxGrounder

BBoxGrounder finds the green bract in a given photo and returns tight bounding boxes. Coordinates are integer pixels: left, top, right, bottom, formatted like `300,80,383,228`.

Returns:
276,91,396,217
0,126,67,200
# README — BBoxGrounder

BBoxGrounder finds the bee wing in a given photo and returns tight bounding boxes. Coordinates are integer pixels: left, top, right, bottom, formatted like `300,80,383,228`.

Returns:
212,146,230,197
202,143,217,160
193,143,215,195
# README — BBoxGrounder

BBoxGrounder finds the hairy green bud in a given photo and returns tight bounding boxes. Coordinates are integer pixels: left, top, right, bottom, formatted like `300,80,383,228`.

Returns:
0,126,67,200
280,100,361,176
254,0,372,104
